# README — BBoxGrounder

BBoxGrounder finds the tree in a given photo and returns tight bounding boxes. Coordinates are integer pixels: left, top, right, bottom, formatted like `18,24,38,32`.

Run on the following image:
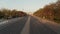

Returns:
34,0,60,23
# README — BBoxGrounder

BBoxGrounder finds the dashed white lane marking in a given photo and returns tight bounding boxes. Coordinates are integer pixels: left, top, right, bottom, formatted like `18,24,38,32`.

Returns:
0,20,8,25
0,17,23,25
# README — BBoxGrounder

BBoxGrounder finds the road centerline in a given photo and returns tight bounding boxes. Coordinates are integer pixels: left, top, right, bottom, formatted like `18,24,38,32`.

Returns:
21,16,31,34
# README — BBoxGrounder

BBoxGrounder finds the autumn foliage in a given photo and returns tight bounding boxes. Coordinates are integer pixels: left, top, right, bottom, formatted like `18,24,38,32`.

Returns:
34,1,60,23
0,9,27,19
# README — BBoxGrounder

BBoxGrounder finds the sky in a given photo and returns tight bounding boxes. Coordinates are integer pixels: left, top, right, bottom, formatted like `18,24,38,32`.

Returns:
0,0,57,14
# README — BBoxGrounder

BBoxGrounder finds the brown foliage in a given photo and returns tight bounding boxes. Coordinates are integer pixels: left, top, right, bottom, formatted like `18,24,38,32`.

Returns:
34,0,60,23
0,9,27,19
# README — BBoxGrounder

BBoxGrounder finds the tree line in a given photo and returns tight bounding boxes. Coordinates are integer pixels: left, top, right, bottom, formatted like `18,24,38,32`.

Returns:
0,8,27,19
34,0,60,23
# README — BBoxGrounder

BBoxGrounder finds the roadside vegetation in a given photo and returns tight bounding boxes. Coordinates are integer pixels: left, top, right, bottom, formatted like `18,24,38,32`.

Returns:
34,0,60,23
0,8,27,19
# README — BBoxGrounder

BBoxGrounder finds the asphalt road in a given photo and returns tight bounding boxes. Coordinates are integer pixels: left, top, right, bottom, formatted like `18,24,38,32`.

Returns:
0,15,60,34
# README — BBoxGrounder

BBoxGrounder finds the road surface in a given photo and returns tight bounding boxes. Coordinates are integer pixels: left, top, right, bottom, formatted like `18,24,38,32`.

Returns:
0,15,60,34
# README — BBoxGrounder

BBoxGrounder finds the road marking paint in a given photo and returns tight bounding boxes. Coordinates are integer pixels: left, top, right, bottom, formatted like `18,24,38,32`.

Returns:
0,20,8,25
21,16,31,34
0,17,24,25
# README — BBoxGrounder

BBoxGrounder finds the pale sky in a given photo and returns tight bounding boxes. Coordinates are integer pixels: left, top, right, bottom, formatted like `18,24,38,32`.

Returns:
0,0,57,13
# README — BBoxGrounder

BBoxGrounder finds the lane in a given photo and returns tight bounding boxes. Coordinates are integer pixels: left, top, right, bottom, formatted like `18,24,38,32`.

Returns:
0,17,23,25
0,15,60,34
0,17,24,30
0,16,28,34
30,16,58,34
21,16,30,34
31,15,60,34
